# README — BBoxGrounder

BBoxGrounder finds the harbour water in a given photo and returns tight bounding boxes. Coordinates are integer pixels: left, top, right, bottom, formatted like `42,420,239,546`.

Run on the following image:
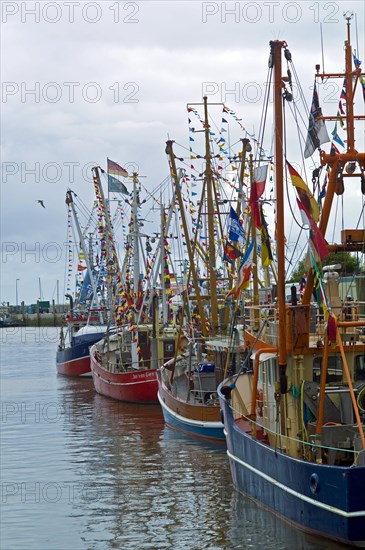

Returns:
1,327,347,549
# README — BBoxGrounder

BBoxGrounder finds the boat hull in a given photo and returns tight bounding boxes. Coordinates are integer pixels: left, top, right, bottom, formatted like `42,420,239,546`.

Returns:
219,388,365,547
56,342,94,377
158,373,225,441
56,354,91,377
56,328,106,377
90,351,158,403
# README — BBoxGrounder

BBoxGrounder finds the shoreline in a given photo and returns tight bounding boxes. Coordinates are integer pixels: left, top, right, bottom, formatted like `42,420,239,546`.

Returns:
0,314,65,328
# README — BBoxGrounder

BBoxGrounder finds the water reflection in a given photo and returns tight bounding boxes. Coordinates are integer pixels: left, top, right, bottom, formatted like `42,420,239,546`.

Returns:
1,328,350,549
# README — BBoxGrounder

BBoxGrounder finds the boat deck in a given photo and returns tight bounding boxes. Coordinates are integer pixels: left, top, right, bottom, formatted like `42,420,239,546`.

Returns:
169,370,219,407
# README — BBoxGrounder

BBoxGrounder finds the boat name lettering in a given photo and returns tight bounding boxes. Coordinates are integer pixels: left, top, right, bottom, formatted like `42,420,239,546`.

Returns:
131,372,155,380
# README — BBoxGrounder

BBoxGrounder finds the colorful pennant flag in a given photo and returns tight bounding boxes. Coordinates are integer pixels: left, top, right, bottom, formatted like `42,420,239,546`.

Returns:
259,205,273,268
227,240,255,298
223,241,242,264
359,76,365,101
332,132,345,148
353,51,362,68
286,161,320,222
330,142,341,156
310,249,329,321
319,169,328,206
297,198,328,260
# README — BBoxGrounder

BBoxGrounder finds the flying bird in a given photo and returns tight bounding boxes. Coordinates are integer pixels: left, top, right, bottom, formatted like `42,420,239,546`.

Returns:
36,200,45,208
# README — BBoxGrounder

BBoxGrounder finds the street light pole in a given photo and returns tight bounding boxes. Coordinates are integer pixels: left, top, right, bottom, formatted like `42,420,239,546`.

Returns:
16,278,20,309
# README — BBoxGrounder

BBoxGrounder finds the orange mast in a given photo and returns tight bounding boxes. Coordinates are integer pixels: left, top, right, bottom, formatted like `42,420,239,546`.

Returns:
271,39,288,392
302,15,365,305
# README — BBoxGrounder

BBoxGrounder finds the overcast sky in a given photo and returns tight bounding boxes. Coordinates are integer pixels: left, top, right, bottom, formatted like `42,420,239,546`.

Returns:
1,0,364,305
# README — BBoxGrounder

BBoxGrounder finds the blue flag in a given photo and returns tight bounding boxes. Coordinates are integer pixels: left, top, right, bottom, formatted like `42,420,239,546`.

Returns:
228,207,245,244
79,271,94,303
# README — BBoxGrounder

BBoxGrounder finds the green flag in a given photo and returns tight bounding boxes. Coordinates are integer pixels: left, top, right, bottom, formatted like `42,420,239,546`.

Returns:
108,174,128,195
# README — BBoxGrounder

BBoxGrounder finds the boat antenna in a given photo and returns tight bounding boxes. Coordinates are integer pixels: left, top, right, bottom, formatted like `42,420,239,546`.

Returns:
320,23,325,76
355,12,359,55
343,10,354,24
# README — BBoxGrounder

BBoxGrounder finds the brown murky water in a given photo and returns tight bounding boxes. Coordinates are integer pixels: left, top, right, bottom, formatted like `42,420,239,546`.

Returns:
1,327,347,549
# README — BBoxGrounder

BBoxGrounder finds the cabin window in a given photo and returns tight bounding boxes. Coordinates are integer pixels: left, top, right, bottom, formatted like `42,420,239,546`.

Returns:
313,355,343,383
268,358,276,385
355,355,365,381
258,358,275,386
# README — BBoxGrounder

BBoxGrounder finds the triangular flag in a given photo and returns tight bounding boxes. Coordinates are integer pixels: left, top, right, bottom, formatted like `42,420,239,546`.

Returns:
286,161,320,222
297,198,328,260
227,240,255,298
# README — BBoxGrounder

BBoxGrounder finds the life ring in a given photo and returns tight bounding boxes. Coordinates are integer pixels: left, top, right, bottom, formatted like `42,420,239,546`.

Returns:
257,389,264,416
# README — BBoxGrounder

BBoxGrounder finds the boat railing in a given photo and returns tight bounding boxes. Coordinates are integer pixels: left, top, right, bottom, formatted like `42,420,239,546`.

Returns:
228,397,365,466
189,388,219,405
243,301,365,350
107,357,154,373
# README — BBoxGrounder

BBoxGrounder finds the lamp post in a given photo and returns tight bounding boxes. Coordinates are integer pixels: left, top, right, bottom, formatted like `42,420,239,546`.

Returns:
16,278,20,310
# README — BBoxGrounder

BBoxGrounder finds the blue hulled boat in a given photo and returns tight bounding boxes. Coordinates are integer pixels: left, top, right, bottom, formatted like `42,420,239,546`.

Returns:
218,18,365,547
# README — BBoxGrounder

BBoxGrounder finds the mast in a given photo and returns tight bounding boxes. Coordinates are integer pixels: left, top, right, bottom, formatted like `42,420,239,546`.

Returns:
224,138,251,324
237,138,251,217
249,152,260,327
131,174,140,298
302,15,365,305
160,198,168,326
151,188,176,291
165,140,208,337
203,96,219,334
271,39,288,392
92,166,121,323
131,173,141,368
65,189,102,320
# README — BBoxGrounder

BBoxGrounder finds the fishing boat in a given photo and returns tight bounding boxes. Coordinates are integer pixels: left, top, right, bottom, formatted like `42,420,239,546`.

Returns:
91,323,177,403
90,166,179,402
56,306,106,377
218,17,365,546
157,98,255,441
56,190,108,376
